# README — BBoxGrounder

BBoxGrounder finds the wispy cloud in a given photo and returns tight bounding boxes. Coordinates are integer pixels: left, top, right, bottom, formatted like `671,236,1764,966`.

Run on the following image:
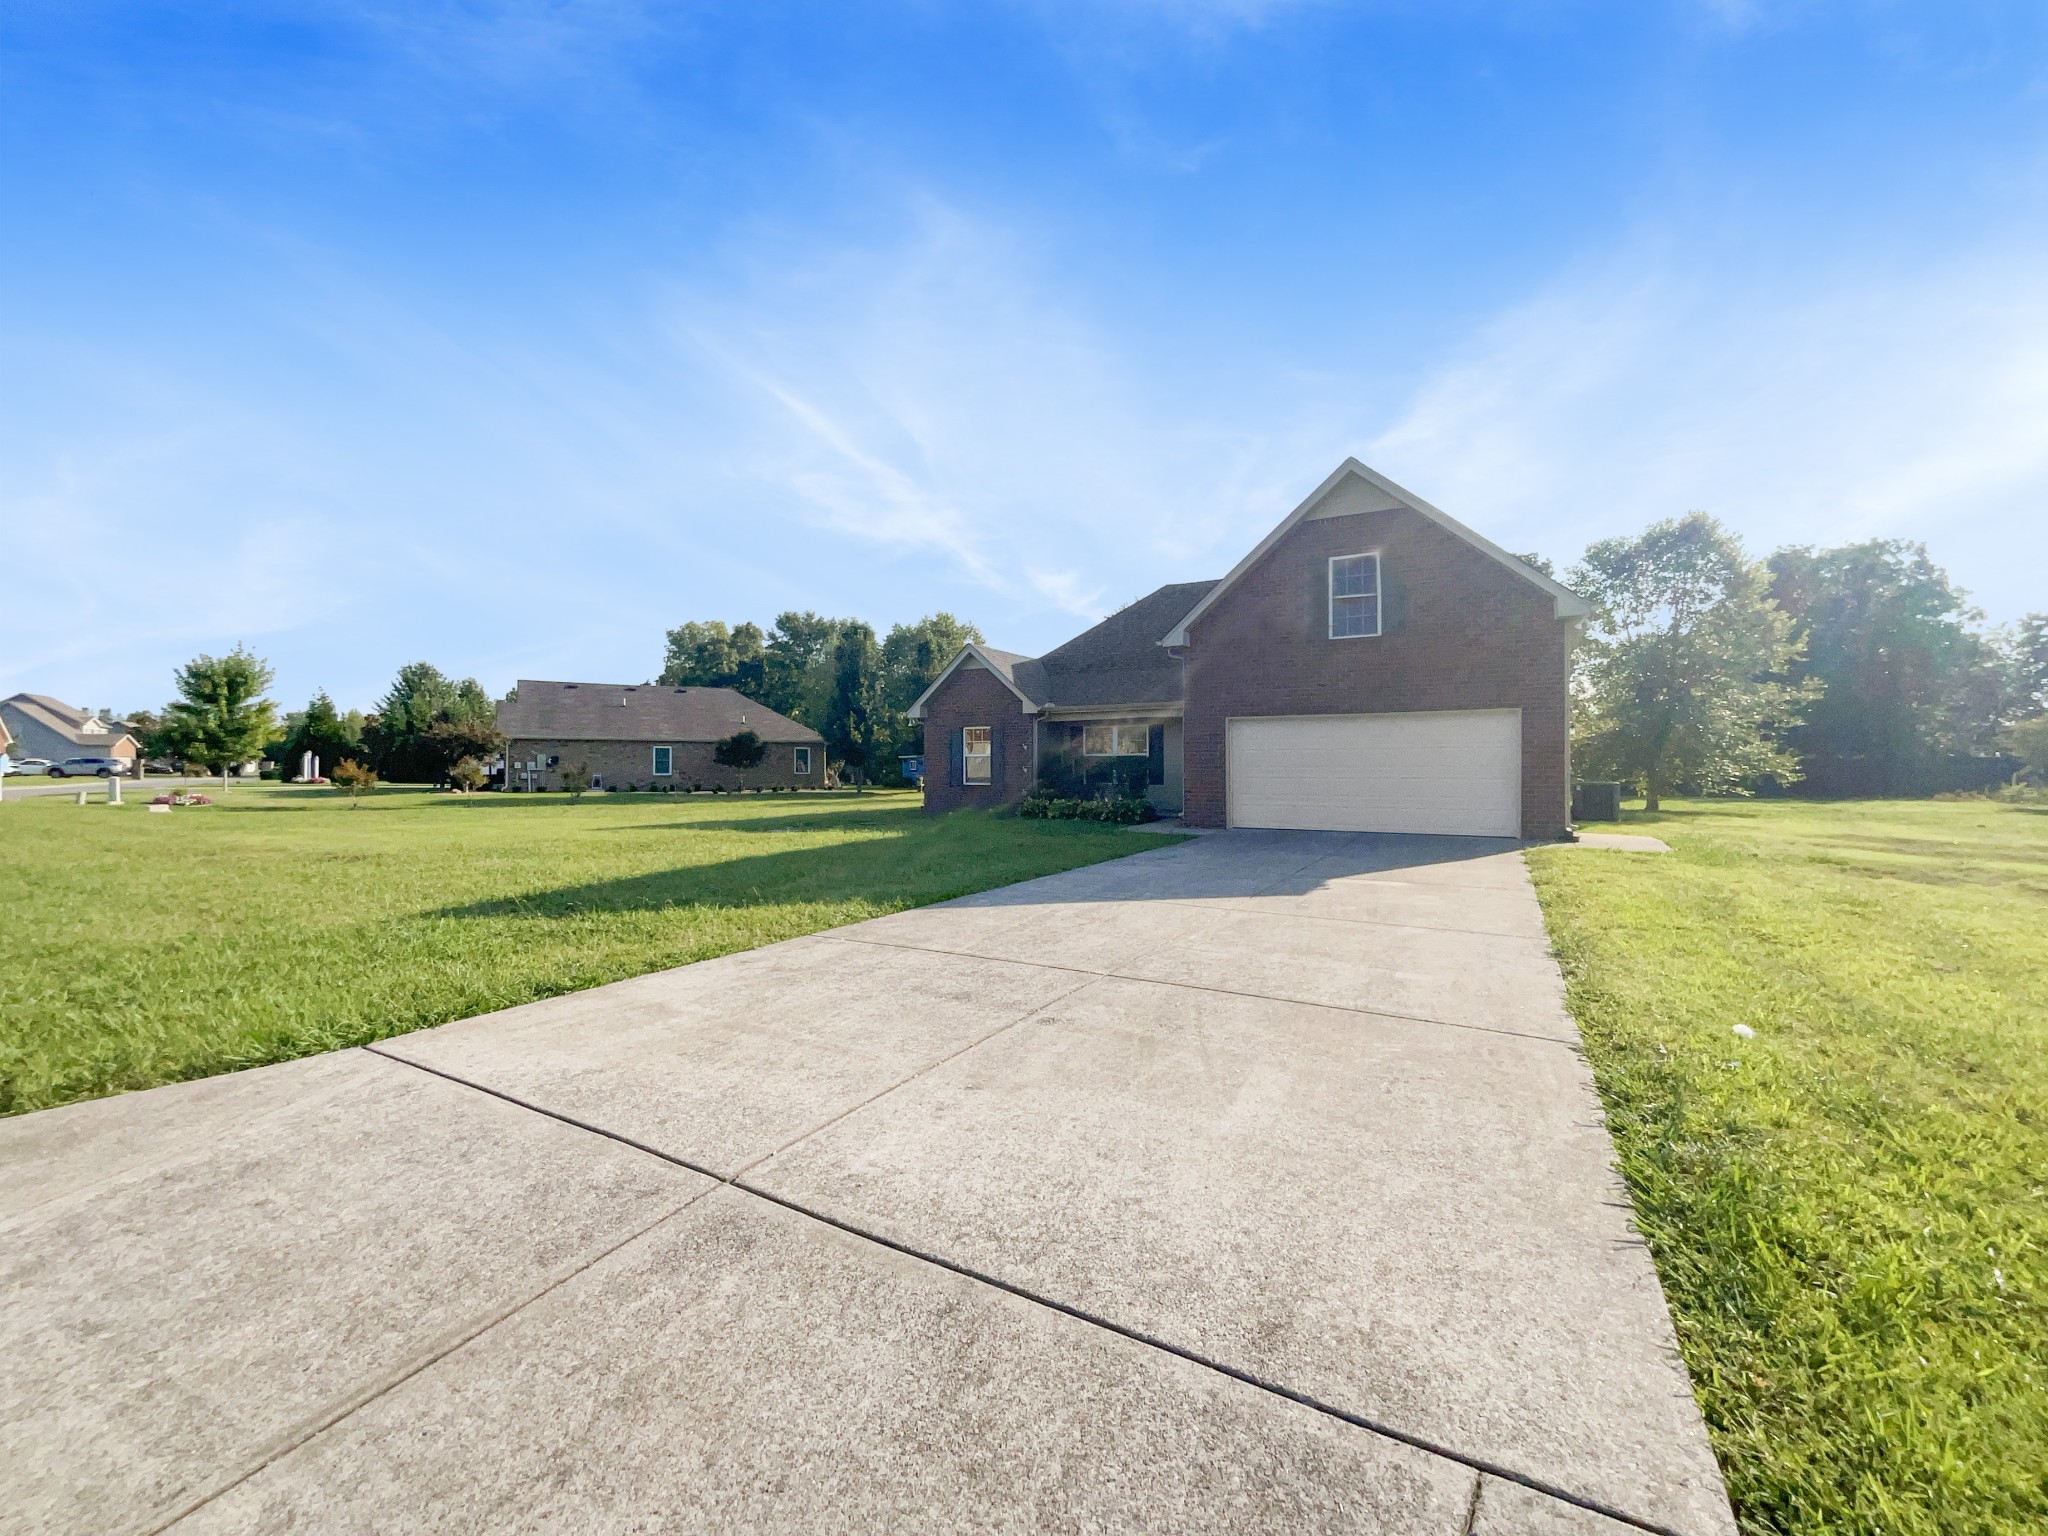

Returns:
1370,236,2048,616
670,196,1340,619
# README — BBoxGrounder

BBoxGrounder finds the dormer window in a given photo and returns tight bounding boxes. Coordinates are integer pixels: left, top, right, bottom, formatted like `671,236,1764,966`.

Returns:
1329,553,1381,639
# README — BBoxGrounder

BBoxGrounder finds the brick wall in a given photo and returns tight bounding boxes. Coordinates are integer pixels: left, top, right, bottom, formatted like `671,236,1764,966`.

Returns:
503,737,821,793
1181,506,1574,838
919,666,1037,813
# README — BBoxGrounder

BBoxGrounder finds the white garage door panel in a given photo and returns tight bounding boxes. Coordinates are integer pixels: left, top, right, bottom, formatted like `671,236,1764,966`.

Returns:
1228,710,1521,837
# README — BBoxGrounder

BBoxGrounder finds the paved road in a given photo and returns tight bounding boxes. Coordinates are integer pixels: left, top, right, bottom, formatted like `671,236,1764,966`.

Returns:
1,831,1735,1536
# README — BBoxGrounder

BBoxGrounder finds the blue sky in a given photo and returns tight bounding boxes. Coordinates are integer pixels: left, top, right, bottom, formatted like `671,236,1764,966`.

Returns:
5,1,2046,717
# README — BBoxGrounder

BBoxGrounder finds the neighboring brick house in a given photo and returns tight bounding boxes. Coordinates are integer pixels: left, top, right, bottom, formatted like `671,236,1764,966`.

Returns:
0,694,141,767
909,459,1591,839
496,680,824,792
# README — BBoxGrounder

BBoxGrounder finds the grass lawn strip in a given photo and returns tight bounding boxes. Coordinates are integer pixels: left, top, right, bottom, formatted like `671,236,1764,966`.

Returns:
1,787,1167,1116
1527,799,2046,1536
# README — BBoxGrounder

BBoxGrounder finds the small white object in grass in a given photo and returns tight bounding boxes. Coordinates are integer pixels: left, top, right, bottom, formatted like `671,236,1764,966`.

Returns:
148,804,172,814
1732,1023,1756,1039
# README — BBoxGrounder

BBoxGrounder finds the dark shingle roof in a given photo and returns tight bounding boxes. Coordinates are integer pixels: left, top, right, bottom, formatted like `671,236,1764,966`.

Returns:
496,681,822,743
1030,580,1216,708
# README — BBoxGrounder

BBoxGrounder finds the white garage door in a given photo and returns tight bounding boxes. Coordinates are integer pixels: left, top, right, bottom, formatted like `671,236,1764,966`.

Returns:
1227,709,1522,837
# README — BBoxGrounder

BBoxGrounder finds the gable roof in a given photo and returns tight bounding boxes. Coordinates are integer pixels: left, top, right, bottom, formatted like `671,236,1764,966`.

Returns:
904,581,1220,721
1036,580,1216,708
1,693,115,746
904,644,1044,720
1157,458,1590,647
495,680,822,743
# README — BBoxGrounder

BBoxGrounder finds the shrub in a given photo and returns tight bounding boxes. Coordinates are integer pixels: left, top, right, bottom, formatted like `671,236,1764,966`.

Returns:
447,757,486,794
1016,788,1156,824
558,762,591,802
330,759,379,808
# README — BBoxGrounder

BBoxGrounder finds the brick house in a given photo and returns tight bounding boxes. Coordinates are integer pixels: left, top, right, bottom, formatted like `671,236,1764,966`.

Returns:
908,459,1591,839
496,680,824,792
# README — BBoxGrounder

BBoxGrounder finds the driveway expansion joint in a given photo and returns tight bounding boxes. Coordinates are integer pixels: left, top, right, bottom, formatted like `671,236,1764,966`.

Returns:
357,1047,1691,1536
829,932,1580,1048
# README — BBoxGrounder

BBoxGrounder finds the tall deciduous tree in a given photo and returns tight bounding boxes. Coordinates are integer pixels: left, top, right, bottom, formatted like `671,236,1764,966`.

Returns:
658,620,767,695
1571,514,1810,810
159,647,279,774
881,613,984,715
1766,542,2010,795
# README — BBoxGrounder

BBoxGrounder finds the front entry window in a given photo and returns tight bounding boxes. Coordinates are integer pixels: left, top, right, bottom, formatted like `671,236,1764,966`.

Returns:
1082,723,1148,756
963,726,992,783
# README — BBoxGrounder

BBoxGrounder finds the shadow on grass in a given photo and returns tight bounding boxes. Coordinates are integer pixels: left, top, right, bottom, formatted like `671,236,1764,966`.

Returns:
432,825,1511,922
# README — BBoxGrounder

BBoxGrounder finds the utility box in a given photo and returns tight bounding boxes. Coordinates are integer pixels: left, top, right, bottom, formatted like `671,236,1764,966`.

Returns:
1572,781,1623,822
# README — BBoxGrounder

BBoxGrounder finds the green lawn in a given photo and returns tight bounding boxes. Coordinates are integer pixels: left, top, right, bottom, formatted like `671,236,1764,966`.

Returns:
1527,799,2046,1536
1,785,1162,1116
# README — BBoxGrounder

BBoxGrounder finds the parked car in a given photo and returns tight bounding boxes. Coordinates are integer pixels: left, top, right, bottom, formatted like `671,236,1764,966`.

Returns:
47,756,131,778
2,757,54,775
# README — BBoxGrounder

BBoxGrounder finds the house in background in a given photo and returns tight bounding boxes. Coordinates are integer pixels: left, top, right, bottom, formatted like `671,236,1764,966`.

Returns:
0,695,141,768
496,680,824,792
909,458,1590,840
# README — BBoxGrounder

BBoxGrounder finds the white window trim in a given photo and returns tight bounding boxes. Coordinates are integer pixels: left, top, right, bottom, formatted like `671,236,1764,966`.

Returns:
651,745,673,776
793,745,812,775
1329,552,1383,640
963,725,993,785
1082,723,1149,757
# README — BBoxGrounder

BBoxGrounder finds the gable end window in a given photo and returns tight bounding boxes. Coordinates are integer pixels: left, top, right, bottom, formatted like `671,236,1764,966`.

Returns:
794,745,812,776
963,726,993,784
651,746,673,776
1329,553,1382,639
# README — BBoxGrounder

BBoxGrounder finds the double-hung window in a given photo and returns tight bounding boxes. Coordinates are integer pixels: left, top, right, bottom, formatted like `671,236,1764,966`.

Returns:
793,745,812,776
1082,723,1148,756
651,745,673,776
1329,553,1381,639
963,726,992,784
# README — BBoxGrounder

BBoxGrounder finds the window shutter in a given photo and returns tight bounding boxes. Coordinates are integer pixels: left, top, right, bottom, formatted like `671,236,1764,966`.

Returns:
988,726,1000,790
1147,725,1165,787
949,728,963,787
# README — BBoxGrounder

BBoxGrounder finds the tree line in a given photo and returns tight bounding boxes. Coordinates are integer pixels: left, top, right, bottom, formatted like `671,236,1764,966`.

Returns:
129,654,504,786
1567,517,2046,806
656,611,983,783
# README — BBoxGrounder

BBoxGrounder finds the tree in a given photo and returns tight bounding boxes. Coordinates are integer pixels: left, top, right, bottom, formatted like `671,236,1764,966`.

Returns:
422,717,504,782
447,757,486,794
364,663,496,783
1571,514,1811,810
1996,612,2048,719
330,758,378,807
881,613,984,715
1767,542,2009,795
877,613,985,783
278,691,363,779
2004,715,2048,784
825,623,890,788
558,761,591,801
159,647,279,775
659,621,767,695
714,729,768,789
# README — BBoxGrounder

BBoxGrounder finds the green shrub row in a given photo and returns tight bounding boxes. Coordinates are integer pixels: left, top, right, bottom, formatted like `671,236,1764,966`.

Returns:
1016,789,1157,824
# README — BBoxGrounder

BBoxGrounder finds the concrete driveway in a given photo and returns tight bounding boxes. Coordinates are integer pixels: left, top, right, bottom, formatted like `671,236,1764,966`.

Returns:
2,831,1735,1536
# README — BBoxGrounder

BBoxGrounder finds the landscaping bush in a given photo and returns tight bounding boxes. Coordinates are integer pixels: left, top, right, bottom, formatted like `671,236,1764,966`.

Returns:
1016,788,1156,824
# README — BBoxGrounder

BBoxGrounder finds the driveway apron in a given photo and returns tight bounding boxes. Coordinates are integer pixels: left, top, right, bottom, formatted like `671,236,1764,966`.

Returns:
2,831,1735,1536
